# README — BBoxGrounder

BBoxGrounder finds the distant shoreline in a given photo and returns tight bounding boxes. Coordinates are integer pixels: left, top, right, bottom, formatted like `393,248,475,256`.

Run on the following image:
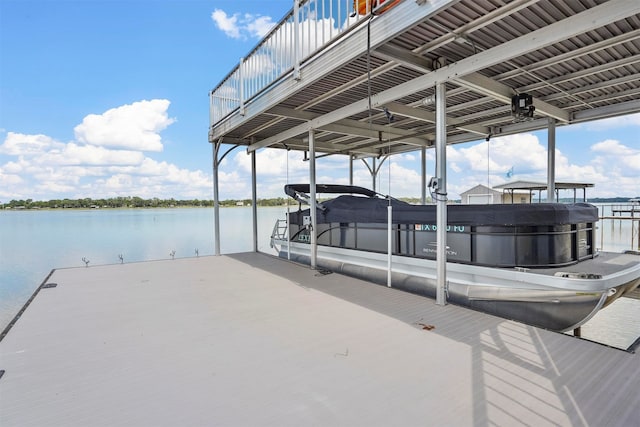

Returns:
2,196,637,211
0,197,289,210
0,204,290,211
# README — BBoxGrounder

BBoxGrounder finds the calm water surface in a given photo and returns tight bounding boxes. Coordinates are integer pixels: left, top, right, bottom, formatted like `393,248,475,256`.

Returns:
0,207,284,329
1,205,638,349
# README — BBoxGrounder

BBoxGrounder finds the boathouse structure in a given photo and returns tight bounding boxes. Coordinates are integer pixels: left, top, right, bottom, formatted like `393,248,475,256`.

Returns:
209,0,640,302
2,2,640,425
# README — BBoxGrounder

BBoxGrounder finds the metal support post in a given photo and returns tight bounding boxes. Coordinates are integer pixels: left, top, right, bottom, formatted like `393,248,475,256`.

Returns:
212,140,221,256
435,83,447,306
372,157,377,192
251,149,258,252
309,129,317,269
349,154,354,186
421,146,427,204
387,204,392,287
547,117,556,202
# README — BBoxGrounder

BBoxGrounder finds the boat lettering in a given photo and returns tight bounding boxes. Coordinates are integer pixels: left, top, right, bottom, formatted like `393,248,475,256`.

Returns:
422,247,459,256
297,233,311,243
415,224,465,232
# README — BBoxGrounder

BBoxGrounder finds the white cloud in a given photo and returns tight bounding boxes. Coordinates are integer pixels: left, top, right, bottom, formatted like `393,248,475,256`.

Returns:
35,143,145,166
581,112,640,131
74,99,174,152
246,14,276,38
588,139,640,195
387,162,422,195
103,174,134,191
211,9,240,39
32,167,81,186
591,139,636,156
402,132,640,199
0,132,64,155
2,158,28,174
0,170,24,187
0,99,220,201
274,15,338,59
211,9,275,40
233,148,308,178
439,134,552,196
241,53,276,79
34,181,78,195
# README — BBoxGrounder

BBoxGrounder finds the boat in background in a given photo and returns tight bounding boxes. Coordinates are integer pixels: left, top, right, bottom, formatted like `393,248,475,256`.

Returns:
271,184,640,332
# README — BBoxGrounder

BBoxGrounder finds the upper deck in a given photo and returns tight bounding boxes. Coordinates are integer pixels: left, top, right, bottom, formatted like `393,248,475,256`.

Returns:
208,0,640,157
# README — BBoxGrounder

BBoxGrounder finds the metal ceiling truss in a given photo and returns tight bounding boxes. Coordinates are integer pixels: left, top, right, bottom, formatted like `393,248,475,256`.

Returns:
244,0,639,154
209,0,640,160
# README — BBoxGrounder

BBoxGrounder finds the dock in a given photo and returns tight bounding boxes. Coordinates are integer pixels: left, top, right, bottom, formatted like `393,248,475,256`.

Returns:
1,253,638,426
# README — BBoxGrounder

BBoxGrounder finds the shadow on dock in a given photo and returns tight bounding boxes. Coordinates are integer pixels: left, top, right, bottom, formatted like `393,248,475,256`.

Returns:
229,252,640,426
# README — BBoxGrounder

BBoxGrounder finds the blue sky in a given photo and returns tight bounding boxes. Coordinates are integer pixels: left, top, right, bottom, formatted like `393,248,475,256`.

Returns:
1,0,638,202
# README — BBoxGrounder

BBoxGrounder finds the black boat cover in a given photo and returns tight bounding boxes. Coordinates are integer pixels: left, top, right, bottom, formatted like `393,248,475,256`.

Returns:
285,185,598,226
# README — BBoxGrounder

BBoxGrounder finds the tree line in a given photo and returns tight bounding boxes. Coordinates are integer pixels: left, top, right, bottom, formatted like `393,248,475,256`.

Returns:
0,197,290,210
4,195,633,210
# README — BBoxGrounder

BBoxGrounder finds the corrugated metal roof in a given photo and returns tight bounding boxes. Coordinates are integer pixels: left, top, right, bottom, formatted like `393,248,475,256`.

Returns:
493,180,595,190
209,0,640,158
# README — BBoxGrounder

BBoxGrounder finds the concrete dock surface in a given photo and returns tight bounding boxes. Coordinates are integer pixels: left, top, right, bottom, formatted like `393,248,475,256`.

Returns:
1,252,638,426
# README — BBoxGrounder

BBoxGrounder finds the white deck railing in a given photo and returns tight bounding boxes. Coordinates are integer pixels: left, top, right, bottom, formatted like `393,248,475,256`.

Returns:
209,0,387,127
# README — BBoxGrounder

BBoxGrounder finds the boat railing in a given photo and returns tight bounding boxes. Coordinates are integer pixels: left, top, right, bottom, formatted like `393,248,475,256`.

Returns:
209,0,377,127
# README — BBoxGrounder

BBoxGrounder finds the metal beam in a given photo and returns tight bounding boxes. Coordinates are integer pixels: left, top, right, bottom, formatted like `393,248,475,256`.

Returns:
319,123,429,147
384,101,489,136
496,28,640,81
572,99,640,122
267,106,431,146
247,0,637,152
432,97,640,146
518,55,640,93
454,72,570,122
278,138,382,156
415,0,541,53
377,45,570,123
375,44,434,73
545,74,640,101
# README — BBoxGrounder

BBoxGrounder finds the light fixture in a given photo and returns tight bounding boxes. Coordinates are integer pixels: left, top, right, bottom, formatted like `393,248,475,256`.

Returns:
511,93,535,121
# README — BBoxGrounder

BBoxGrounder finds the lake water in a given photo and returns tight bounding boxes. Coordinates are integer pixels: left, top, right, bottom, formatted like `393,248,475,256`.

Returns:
0,207,286,329
1,205,638,349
